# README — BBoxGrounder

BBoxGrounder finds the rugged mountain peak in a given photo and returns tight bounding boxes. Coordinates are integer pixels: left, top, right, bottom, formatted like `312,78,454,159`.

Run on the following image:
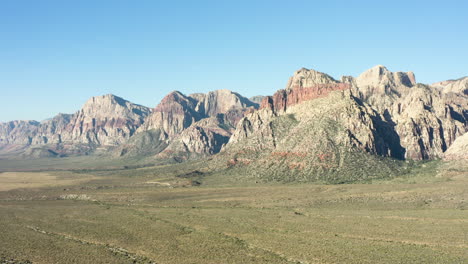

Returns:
196,89,258,117
433,76,468,95
286,68,337,90
356,65,416,89
137,91,201,139
80,94,149,121
261,69,349,113
155,91,198,112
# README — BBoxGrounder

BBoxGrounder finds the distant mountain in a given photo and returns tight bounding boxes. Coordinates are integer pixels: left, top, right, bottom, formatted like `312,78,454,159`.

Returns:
118,89,258,160
0,66,466,179
433,76,468,95
0,94,151,157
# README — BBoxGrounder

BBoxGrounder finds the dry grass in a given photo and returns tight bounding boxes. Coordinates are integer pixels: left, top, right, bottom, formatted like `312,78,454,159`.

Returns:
0,160,467,263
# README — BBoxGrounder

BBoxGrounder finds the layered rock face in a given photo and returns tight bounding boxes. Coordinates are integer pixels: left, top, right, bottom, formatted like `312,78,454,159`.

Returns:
64,94,151,146
260,68,349,113
160,116,233,160
117,90,259,159
193,89,258,117
137,91,202,140
433,77,468,95
0,94,151,156
1,66,466,165
224,89,407,182
0,120,41,145
224,65,468,182
0,89,258,159
343,65,467,159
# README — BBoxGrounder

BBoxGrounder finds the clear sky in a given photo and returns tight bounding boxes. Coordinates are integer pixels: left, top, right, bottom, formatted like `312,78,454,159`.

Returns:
1,0,467,122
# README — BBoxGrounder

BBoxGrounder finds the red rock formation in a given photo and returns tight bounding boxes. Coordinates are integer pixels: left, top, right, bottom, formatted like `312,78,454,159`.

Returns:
260,83,350,112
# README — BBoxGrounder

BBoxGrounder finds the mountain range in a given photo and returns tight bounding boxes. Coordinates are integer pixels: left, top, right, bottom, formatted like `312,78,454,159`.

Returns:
1,65,467,179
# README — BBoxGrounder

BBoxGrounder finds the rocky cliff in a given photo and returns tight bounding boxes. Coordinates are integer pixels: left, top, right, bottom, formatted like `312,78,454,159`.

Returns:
220,66,468,182
1,66,466,167
116,89,259,159
223,89,407,182
444,132,468,160
0,94,151,157
433,77,468,95
344,65,467,159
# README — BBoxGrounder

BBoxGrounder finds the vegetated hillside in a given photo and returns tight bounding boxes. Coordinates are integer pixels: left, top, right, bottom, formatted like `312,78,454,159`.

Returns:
217,90,409,183
213,66,468,183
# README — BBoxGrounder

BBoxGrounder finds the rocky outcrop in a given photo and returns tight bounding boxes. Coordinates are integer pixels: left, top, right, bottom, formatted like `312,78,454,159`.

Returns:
0,94,151,156
192,89,258,117
444,132,468,160
345,65,467,160
223,89,407,182
0,120,41,145
128,89,259,158
160,116,233,160
1,66,466,166
137,91,201,140
260,83,350,113
259,68,349,113
224,64,468,184
63,94,150,146
433,77,468,95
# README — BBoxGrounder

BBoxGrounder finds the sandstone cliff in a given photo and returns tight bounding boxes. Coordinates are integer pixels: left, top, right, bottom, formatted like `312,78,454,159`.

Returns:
345,66,467,159
0,94,151,157
223,89,407,182
221,66,468,182
117,90,258,159
433,77,468,95
444,132,468,160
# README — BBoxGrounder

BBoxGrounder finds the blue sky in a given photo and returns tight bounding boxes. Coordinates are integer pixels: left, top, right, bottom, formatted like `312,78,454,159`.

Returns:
1,0,467,122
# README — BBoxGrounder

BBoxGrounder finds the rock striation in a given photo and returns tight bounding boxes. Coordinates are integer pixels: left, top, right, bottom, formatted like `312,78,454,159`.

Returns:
0,65,466,168
116,89,259,159
350,66,466,159
0,94,151,157
223,65,468,182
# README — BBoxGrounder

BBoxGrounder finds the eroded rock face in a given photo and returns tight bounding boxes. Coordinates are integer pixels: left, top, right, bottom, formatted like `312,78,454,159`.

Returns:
444,132,468,160
64,94,150,146
229,65,468,164
224,90,407,182
137,91,201,140
259,68,349,113
433,77,468,95
260,83,350,113
119,90,259,158
346,66,467,160
192,89,258,117
0,94,151,156
0,120,40,145
160,116,233,160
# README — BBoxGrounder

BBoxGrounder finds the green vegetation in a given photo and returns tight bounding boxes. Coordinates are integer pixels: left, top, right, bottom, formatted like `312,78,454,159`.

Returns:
0,159,467,263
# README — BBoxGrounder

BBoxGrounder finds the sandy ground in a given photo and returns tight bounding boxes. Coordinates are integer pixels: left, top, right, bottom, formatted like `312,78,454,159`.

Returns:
0,172,94,191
